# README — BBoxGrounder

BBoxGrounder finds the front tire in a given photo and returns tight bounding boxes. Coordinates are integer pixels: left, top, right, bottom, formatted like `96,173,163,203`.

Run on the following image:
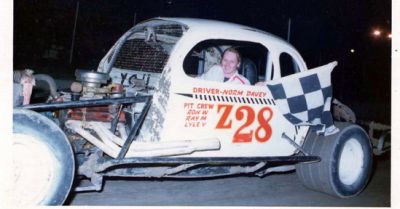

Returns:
296,122,372,198
12,109,75,205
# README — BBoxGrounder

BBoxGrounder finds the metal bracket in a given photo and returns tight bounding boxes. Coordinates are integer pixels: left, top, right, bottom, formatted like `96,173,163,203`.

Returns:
21,95,150,111
74,173,103,192
281,132,309,156
117,97,152,159
255,165,296,177
75,150,104,192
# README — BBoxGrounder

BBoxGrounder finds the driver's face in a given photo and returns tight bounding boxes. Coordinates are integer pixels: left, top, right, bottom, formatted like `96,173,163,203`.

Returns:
221,51,240,78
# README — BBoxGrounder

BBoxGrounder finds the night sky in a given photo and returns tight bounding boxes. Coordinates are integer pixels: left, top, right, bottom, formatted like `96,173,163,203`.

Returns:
13,0,391,123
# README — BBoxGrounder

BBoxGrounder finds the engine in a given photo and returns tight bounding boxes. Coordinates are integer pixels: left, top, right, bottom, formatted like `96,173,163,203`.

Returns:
64,70,127,124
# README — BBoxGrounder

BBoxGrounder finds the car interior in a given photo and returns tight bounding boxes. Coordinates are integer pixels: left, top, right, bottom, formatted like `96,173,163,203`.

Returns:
183,39,270,84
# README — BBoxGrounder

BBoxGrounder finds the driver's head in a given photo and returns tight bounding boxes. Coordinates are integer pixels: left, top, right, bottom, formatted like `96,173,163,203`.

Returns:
221,48,241,78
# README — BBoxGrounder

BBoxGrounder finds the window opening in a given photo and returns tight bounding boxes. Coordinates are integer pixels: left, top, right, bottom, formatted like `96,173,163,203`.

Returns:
183,39,269,85
279,52,300,77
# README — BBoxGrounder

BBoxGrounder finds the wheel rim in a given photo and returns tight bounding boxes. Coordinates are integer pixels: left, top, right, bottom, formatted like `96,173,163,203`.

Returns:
338,137,364,185
12,133,57,205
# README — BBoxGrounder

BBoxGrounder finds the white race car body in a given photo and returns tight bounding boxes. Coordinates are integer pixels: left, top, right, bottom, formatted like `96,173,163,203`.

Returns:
14,18,373,203
97,18,335,157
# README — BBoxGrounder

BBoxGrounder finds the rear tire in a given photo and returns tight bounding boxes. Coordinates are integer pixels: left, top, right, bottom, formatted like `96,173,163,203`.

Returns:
12,109,75,205
296,122,372,198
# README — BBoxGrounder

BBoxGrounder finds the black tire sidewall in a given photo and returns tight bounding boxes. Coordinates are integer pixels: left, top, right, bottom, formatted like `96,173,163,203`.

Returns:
13,109,75,205
331,125,372,197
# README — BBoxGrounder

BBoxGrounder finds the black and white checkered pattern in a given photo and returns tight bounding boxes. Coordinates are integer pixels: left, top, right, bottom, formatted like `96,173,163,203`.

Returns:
266,62,339,136
176,93,276,105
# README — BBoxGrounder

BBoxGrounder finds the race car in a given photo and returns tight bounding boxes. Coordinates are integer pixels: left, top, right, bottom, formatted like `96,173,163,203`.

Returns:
12,17,373,205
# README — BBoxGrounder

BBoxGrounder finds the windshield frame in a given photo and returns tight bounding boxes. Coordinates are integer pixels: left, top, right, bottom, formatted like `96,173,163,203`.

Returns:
97,19,188,74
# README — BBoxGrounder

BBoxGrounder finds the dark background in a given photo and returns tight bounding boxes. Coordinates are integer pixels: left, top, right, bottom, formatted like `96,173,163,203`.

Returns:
13,0,391,123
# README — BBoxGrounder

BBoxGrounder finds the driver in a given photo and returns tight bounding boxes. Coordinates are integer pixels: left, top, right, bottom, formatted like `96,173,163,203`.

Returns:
199,48,250,85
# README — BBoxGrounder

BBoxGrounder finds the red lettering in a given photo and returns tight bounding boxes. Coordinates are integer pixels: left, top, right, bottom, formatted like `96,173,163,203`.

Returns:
215,104,233,129
255,107,273,142
215,105,273,143
233,106,255,143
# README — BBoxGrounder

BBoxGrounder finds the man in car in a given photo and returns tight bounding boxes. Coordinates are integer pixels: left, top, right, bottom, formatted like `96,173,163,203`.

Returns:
199,48,250,85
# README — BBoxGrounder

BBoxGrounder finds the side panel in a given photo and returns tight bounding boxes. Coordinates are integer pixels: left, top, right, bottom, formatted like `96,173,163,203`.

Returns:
135,25,310,157
160,74,308,157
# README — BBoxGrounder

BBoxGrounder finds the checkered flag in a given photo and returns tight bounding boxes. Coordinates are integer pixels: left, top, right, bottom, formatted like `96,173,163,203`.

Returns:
266,61,339,136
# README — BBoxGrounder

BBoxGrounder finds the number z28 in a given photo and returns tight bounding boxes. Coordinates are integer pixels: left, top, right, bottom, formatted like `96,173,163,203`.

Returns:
215,104,273,143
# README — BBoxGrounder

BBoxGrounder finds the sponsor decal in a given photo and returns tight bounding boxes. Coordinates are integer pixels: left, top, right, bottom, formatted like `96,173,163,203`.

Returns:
178,87,275,143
